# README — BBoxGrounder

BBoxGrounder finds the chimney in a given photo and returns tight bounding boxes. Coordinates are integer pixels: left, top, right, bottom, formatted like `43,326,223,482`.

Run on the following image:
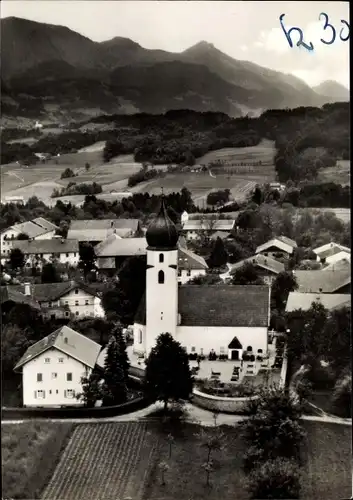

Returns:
24,282,31,296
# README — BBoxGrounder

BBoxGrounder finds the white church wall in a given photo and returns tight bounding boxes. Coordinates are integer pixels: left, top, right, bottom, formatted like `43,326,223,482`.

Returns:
176,326,268,357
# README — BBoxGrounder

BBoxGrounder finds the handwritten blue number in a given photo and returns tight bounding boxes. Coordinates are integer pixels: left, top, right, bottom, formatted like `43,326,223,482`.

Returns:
319,13,336,44
279,14,314,51
340,20,350,41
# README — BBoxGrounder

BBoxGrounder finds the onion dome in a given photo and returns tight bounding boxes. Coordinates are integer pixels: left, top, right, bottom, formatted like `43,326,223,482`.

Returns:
146,196,179,249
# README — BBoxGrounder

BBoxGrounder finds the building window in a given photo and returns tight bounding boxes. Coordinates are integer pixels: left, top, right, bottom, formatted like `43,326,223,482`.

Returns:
44,358,50,363
56,389,59,394
67,373,72,381
85,300,89,305
65,312,69,317
58,358,64,363
257,349,263,353
52,372,57,379
138,330,142,344
191,346,196,353
66,253,69,257
65,389,75,398
247,346,253,352
75,300,79,306
49,390,52,395
187,269,191,276
36,390,45,399
178,269,182,276
200,348,204,355
75,311,79,316
64,337,68,344
48,302,52,308
158,270,164,284
37,373,43,382
65,300,68,305
159,253,164,263
75,289,79,294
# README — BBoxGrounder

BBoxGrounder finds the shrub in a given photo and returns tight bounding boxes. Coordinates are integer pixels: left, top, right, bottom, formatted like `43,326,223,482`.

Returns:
306,360,336,390
331,373,351,417
246,458,301,499
61,167,75,179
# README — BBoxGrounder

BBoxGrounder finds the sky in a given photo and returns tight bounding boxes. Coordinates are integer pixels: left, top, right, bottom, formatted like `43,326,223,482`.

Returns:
1,1,350,88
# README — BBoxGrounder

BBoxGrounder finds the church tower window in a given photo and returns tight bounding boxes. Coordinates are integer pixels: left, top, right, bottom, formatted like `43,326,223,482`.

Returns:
158,270,165,284
159,253,164,263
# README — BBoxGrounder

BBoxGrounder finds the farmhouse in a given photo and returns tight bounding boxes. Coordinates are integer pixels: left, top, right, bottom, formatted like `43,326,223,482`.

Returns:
1,218,59,255
313,242,351,265
6,238,79,268
285,292,351,313
225,254,285,284
292,269,351,294
95,233,208,284
8,280,105,319
13,325,102,407
133,197,270,359
67,219,140,245
181,215,235,240
255,235,297,260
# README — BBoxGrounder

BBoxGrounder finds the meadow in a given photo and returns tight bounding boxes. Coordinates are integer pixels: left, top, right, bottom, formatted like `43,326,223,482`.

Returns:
2,419,349,500
317,160,350,186
1,421,74,500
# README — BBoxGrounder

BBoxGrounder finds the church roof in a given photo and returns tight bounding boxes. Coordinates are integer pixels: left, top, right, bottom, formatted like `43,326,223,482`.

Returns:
146,196,179,250
135,285,270,327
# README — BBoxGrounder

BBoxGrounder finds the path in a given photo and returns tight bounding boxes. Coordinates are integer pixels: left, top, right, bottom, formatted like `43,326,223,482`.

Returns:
2,401,351,426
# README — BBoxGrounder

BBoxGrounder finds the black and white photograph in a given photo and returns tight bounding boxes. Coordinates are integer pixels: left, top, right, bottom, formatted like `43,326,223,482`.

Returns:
1,1,351,499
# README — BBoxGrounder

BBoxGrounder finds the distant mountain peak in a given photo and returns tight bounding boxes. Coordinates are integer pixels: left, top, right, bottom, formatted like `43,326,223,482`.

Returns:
100,36,142,50
183,40,216,53
313,80,349,102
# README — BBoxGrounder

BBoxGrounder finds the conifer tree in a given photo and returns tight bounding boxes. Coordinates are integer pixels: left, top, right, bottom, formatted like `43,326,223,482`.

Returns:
102,334,128,406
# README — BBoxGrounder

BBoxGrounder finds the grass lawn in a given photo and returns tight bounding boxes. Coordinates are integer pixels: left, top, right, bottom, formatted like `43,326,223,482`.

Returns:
1,421,74,500
301,421,352,500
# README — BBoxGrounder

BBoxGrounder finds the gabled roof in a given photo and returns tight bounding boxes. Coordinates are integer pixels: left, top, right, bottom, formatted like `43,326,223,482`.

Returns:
228,336,243,349
256,236,297,255
317,247,350,260
323,259,350,272
1,221,50,239
95,235,147,257
293,270,351,293
182,219,235,231
313,242,351,257
11,280,99,302
12,239,79,255
32,217,59,232
69,219,139,231
0,286,41,310
285,292,351,312
210,231,231,240
229,254,285,275
14,325,101,371
67,228,132,242
135,285,270,327
178,247,208,270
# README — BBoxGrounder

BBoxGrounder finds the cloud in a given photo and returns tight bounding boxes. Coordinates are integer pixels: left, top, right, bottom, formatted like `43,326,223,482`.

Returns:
240,45,248,52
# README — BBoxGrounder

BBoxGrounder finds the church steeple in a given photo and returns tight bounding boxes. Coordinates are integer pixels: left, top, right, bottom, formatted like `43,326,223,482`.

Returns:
146,195,179,250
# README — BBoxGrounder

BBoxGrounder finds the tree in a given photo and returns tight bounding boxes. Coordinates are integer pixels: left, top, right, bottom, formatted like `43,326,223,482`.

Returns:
231,262,264,285
61,167,75,179
252,185,264,205
144,333,193,410
101,335,128,406
9,248,25,271
77,369,102,407
201,460,214,487
324,306,351,374
208,237,228,268
41,262,61,283
196,427,225,463
331,372,351,417
17,232,29,240
78,242,96,278
111,323,130,379
1,324,32,373
85,162,91,171
246,458,301,499
240,386,305,472
271,271,298,311
188,273,222,285
158,461,170,486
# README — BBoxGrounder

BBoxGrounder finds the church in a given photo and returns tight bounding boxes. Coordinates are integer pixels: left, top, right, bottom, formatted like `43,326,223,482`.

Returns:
133,197,271,361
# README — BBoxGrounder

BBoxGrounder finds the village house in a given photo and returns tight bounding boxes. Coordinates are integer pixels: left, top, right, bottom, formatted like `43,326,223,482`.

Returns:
255,235,297,260
5,238,79,269
1,218,59,256
67,219,141,245
7,280,105,320
285,292,351,313
13,325,102,407
292,269,351,294
181,211,235,240
313,242,351,266
94,233,208,284
133,197,270,361
223,254,285,284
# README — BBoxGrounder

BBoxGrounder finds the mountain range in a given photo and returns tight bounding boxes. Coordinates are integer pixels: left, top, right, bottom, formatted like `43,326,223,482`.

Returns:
1,16,350,122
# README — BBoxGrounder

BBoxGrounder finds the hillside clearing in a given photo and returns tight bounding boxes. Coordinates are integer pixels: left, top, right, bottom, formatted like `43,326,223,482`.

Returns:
197,139,276,166
317,160,350,186
1,421,73,500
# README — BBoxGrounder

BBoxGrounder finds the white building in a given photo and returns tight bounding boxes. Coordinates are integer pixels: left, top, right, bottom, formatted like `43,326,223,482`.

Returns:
5,238,79,269
14,325,102,407
67,219,140,245
313,242,351,265
133,197,270,359
1,219,58,257
181,211,235,240
255,236,297,260
10,281,105,320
